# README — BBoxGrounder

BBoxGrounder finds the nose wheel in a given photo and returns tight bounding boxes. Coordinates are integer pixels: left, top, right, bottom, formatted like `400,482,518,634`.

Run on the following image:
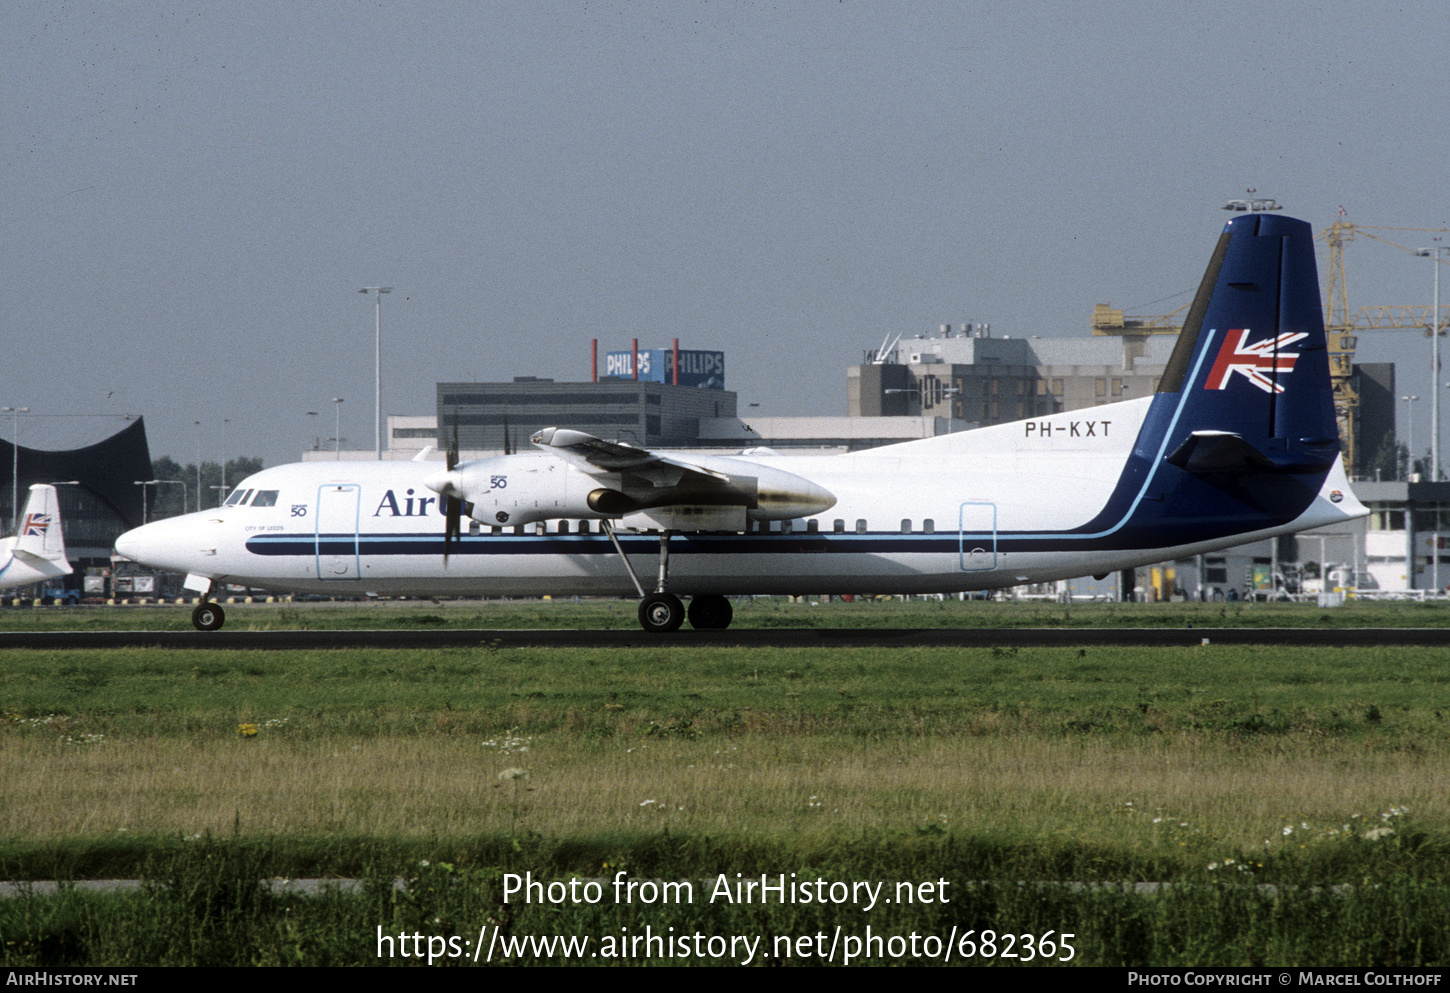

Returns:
192,601,226,631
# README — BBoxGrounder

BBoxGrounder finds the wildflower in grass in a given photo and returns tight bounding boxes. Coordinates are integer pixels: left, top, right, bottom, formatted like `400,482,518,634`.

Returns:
482,728,532,754
1363,827,1395,841
238,723,259,737
497,767,529,781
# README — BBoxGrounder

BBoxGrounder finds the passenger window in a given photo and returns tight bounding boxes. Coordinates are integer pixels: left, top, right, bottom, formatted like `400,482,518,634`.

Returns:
833,519,845,533
923,519,935,534
251,490,279,507
901,519,911,533
806,519,819,532
855,519,867,534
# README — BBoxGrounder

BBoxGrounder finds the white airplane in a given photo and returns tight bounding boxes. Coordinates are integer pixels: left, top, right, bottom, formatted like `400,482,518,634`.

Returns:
0,484,73,593
115,212,1367,632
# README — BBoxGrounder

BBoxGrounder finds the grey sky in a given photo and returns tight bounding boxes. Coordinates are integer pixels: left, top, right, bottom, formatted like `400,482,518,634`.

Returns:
4,1,1448,468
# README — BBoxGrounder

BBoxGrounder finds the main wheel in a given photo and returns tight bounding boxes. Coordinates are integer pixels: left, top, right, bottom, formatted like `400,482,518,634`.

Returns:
638,592,684,633
687,594,733,630
192,602,226,631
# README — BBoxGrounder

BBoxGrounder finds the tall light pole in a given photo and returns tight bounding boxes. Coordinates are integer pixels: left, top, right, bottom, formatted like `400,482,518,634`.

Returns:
194,421,202,510
3,406,29,534
332,397,344,461
133,480,184,522
359,286,392,460
1401,395,1420,479
1417,245,1448,482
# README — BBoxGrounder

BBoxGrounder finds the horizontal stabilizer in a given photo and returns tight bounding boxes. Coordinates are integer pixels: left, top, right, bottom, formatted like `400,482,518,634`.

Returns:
1166,430,1336,475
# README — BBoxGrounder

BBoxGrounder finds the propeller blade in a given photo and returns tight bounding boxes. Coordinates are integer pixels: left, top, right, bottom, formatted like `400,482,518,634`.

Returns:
444,495,461,565
444,408,460,564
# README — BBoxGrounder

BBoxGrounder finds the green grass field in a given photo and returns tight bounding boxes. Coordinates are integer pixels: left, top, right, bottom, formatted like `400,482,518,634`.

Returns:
4,594,1450,631
3,602,1450,965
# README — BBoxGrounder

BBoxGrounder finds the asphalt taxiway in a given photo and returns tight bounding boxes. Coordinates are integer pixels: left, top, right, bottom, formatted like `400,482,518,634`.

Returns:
2,627,1449,649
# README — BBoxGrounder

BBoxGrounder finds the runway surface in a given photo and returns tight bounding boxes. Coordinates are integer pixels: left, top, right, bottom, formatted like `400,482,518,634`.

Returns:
3,627,1449,649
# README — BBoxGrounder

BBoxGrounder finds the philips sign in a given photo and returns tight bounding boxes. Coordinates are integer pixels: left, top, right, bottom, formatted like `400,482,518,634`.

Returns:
603,349,725,390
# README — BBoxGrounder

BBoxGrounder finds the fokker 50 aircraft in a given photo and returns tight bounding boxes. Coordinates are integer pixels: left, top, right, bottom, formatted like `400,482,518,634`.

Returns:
0,484,73,592
115,212,1367,632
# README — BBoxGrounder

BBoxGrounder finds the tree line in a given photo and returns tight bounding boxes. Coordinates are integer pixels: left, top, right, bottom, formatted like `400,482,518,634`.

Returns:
145,456,265,519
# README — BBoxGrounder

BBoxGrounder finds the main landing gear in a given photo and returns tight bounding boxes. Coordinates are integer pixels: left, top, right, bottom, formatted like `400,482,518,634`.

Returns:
603,523,734,633
192,600,225,631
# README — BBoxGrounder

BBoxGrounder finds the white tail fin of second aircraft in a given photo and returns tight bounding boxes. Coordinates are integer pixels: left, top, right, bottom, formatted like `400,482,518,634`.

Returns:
10,484,71,574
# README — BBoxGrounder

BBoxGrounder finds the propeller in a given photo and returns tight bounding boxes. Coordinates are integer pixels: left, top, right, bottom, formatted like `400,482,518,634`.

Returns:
442,411,462,564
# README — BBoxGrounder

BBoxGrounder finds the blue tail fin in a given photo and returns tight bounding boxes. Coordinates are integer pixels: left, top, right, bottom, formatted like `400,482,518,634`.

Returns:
1157,212,1339,474
1069,212,1347,548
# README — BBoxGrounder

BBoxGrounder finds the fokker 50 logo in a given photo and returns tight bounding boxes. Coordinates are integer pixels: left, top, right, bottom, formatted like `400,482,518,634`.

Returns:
1205,328,1308,394
21,513,51,537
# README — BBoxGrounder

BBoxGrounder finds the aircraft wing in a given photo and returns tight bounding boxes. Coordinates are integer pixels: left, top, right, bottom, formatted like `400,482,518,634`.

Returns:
529,427,731,483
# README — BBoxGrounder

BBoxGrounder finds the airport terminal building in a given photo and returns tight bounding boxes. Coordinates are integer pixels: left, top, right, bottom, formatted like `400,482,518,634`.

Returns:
0,416,153,587
435,378,738,452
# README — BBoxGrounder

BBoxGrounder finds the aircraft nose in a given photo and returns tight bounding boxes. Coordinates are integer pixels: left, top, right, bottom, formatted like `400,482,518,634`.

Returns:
112,523,148,561
113,518,205,572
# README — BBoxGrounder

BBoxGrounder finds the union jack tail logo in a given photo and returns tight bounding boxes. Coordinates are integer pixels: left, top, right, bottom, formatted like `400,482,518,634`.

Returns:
22,513,52,537
1204,329,1307,394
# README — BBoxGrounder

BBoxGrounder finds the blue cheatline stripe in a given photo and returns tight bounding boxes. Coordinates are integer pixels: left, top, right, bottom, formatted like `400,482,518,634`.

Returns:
246,521,1236,559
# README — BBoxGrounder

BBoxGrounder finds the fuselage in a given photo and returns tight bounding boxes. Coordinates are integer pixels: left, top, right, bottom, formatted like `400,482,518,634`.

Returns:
112,393,1366,599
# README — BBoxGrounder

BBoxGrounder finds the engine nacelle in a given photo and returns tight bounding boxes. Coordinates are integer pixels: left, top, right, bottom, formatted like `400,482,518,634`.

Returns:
428,454,604,527
424,449,836,529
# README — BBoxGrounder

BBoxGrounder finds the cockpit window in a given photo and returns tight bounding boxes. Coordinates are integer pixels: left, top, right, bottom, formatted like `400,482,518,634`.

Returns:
251,490,279,507
223,489,253,507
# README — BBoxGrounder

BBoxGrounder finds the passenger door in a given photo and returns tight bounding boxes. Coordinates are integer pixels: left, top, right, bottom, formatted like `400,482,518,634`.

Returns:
315,484,361,581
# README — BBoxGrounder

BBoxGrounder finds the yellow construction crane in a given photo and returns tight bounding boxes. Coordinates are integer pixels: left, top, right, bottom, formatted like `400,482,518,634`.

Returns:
1091,217,1450,474
1316,220,1450,474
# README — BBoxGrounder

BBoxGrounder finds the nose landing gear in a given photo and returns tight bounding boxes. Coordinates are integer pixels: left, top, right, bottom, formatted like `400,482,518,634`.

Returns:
191,600,225,631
